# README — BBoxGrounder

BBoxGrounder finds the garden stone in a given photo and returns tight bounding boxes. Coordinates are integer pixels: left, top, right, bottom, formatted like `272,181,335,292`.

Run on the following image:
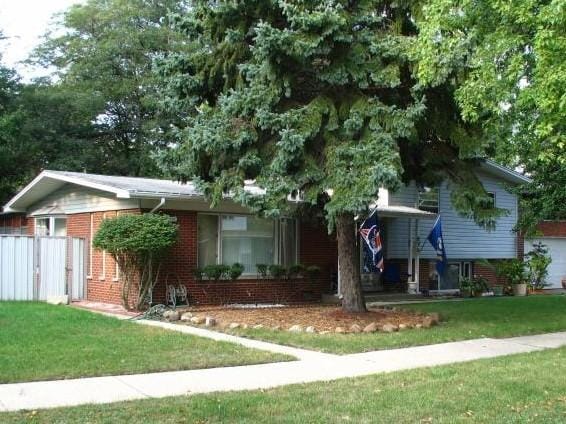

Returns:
165,311,180,321
422,317,437,328
415,323,423,329
381,323,398,333
305,326,316,333
350,324,362,333
241,324,249,329
363,322,379,333
398,323,408,330
319,330,331,335
180,312,193,321
190,316,205,325
252,324,264,329
228,322,240,329
205,316,216,327
335,327,346,333
272,325,281,331
289,325,303,332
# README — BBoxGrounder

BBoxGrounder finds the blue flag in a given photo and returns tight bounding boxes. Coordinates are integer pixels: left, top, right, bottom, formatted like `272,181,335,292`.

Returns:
359,210,384,273
427,215,447,276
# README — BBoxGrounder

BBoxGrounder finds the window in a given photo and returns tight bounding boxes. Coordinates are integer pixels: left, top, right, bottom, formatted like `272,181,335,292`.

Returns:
197,214,297,275
35,216,66,237
417,186,439,213
432,261,472,291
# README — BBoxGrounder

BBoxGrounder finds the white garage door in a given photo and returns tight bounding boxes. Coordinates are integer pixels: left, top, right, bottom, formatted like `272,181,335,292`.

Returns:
525,238,566,289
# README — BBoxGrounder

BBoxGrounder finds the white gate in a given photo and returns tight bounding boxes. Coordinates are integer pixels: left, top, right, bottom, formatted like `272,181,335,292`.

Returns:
0,235,86,301
0,236,35,300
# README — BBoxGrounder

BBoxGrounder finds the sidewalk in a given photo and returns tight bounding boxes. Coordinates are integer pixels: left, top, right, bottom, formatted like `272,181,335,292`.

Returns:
1,329,566,412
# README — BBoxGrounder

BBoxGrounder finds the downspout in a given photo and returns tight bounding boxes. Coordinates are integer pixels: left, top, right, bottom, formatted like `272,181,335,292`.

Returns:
150,197,166,213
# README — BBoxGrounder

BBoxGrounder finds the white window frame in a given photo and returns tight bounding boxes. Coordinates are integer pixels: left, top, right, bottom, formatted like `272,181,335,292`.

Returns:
431,261,472,292
417,186,440,213
34,216,67,237
197,213,299,277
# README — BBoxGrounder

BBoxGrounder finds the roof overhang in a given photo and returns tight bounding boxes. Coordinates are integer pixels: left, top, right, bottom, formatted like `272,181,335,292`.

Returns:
480,160,532,185
3,171,131,213
376,205,437,219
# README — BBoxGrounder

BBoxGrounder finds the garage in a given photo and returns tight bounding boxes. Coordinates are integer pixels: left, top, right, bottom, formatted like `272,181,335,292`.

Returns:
525,237,566,289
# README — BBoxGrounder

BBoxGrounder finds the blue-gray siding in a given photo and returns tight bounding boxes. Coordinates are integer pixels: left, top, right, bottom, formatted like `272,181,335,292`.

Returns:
386,171,518,260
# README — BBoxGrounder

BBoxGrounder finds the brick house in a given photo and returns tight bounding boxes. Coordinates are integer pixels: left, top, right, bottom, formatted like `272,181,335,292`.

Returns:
1,160,531,306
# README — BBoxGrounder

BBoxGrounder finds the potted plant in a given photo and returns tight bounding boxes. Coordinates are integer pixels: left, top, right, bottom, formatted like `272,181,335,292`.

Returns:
305,265,321,284
287,263,305,280
459,277,473,298
492,284,504,296
495,259,527,296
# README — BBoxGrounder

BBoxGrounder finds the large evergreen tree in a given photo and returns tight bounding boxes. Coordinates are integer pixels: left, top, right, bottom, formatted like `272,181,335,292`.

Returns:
158,1,506,311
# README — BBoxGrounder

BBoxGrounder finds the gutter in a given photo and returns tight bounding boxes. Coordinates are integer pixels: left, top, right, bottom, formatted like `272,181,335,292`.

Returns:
150,197,166,213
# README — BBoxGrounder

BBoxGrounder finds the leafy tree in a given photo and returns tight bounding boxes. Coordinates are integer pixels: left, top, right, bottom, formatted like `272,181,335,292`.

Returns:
417,0,565,225
31,0,189,177
93,213,178,310
158,1,507,312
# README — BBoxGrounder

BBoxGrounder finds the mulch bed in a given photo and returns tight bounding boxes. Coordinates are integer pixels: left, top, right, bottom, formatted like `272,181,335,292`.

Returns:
176,305,437,333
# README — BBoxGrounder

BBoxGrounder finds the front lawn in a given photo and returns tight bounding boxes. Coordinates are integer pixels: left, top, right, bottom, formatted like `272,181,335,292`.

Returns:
3,344,566,422
0,302,290,383
229,295,566,354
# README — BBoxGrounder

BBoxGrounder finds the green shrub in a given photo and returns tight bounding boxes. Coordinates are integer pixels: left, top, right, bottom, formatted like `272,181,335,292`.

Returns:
256,264,269,279
305,265,321,282
92,213,178,310
203,264,230,281
287,263,305,279
228,263,245,280
193,268,204,281
268,264,287,279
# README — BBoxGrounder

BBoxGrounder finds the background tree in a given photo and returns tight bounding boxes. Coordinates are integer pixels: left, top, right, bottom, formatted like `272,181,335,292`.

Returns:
158,1,506,312
417,0,565,228
31,0,189,177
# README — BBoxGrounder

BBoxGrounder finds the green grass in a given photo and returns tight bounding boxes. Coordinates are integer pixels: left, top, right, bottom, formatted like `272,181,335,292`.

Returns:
3,345,566,423
0,302,290,383
229,295,566,354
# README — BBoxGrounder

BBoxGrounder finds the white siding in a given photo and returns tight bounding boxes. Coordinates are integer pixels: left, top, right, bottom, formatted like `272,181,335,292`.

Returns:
27,184,138,216
386,172,518,259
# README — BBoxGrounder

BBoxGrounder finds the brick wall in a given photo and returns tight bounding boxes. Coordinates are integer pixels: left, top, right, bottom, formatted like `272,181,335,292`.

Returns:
536,221,566,237
151,210,335,306
473,261,507,286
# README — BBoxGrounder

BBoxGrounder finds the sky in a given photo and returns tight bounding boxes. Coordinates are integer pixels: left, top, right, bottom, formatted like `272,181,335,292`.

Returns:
0,0,84,80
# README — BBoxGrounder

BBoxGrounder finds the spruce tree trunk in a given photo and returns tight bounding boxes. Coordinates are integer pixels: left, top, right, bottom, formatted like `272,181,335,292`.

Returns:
336,213,367,312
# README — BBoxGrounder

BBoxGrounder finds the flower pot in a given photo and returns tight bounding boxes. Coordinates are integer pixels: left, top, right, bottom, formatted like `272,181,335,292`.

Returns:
513,283,528,297
492,285,504,297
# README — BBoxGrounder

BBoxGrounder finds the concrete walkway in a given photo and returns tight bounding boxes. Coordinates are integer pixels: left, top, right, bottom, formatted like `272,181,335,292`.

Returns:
2,327,566,412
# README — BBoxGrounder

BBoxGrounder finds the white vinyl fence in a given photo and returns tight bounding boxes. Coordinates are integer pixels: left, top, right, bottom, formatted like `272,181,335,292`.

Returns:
0,235,86,301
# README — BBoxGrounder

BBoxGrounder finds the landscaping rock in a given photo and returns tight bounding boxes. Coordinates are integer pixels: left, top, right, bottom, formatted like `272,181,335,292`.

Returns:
422,316,437,328
319,331,331,335
429,313,441,324
165,310,180,321
349,324,362,333
289,325,303,332
398,323,409,330
190,316,205,325
272,325,281,331
205,316,216,327
252,324,264,329
363,322,379,333
415,323,423,329
305,326,316,333
335,327,346,333
381,323,398,333
228,322,240,329
180,312,193,321
241,324,249,329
